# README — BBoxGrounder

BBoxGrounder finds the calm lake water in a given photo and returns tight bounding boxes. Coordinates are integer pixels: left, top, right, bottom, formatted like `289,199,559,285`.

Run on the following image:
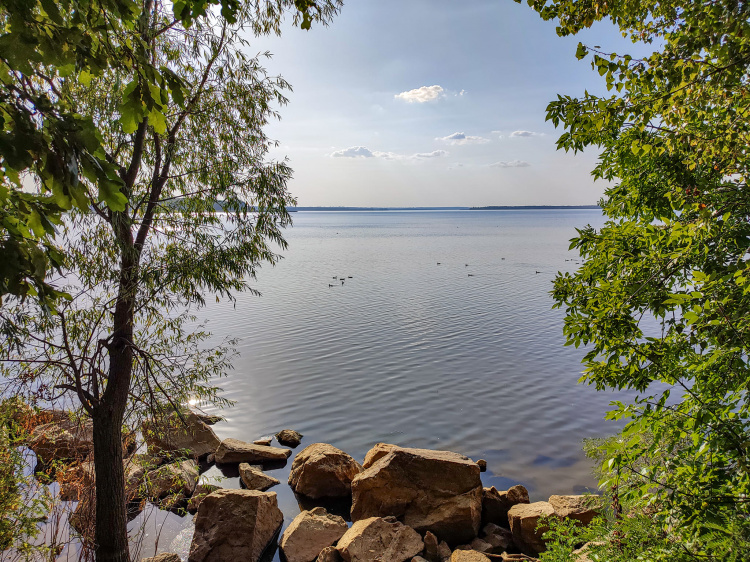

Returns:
56,209,633,560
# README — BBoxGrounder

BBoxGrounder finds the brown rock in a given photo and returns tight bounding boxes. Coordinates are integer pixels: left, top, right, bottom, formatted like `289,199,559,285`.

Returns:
351,445,482,545
190,410,222,425
336,517,423,562
482,486,530,527
141,554,182,562
507,502,554,556
279,507,348,562
144,459,199,499
276,429,303,448
29,418,94,463
437,541,452,561
239,463,280,491
481,523,513,553
362,442,398,468
254,438,273,446
141,554,181,562
188,489,283,562
188,484,221,513
476,460,487,472
412,558,430,562
288,443,362,499
423,531,440,562
449,552,490,562
143,410,220,460
469,538,493,553
214,438,291,464
318,546,343,562
500,555,539,562
548,495,601,526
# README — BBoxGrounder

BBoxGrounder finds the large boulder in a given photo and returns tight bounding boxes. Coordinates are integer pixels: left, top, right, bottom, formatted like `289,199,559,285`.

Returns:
279,507,348,562
481,485,529,528
507,502,554,556
318,547,343,562
144,459,199,499
29,418,94,463
143,410,220,460
288,443,363,498
188,483,221,513
214,438,291,464
188,489,283,562
351,445,482,545
239,463,279,491
548,495,600,526
336,516,423,562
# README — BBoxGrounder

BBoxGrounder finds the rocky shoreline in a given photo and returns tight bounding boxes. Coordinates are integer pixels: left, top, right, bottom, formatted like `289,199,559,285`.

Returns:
22,408,601,562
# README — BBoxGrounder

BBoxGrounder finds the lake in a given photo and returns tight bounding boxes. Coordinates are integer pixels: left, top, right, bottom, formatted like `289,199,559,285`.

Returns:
57,209,628,559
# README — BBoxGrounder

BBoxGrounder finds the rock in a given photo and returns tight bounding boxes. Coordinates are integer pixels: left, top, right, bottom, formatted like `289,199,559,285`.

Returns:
239,463,280,491
481,486,530,527
548,495,600,526
481,523,513,553
144,459,199,499
279,507,348,562
412,558,430,562
214,438,291,464
254,438,273,446
423,531,440,562
29,418,94,463
188,484,221,513
188,489,283,562
58,460,95,501
288,443,363,499
276,429,303,447
469,538,493,553
351,444,482,545
141,554,182,562
500,555,539,562
336,517,423,562
571,542,600,562
318,546,343,562
437,541,452,561
476,460,487,472
190,410,222,425
449,553,490,562
507,502,554,556
362,442,398,468
206,454,215,464
143,410,220,460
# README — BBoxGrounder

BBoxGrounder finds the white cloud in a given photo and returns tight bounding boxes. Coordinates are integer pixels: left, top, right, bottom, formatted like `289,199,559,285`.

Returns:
490,160,530,168
447,163,464,170
330,146,447,161
395,85,444,103
413,150,448,159
510,130,542,137
436,132,490,145
330,146,375,158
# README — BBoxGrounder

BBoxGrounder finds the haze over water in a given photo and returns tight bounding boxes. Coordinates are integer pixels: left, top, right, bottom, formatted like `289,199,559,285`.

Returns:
130,208,631,559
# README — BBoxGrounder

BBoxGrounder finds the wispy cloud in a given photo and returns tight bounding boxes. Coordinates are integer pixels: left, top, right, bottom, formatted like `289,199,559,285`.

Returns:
395,85,444,103
436,132,490,145
510,130,543,138
330,146,448,160
330,146,375,158
413,150,448,159
490,160,530,168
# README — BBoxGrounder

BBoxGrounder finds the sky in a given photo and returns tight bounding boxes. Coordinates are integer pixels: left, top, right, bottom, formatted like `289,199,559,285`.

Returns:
246,0,644,207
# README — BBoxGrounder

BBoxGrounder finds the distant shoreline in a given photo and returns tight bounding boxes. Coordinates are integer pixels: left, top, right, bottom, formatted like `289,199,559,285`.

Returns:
289,205,600,211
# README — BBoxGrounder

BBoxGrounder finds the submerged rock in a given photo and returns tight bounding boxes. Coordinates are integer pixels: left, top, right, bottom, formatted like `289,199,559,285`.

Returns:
188,489,283,562
288,443,363,498
214,438,291,464
351,444,482,545
279,507,348,562
336,516,423,562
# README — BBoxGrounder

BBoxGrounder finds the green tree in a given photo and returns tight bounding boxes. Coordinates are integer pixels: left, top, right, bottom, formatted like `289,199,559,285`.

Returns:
524,0,750,558
0,1,340,560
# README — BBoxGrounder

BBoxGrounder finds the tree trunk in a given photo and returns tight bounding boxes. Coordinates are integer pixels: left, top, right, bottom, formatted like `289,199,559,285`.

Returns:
92,403,129,562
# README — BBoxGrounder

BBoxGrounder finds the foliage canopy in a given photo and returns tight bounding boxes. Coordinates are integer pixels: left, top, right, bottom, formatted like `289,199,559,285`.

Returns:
524,0,750,558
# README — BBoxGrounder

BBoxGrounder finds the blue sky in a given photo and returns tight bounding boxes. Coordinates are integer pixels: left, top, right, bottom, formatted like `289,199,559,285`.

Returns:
251,0,641,207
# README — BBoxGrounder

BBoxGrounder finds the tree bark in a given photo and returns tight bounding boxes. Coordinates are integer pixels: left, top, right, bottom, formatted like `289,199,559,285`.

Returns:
92,244,138,562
